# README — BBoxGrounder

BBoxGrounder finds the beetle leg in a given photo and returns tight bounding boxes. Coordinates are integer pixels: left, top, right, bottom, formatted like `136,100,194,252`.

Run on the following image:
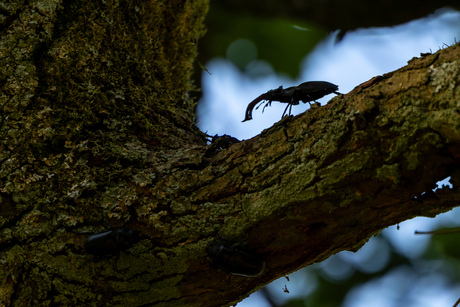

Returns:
281,103,291,118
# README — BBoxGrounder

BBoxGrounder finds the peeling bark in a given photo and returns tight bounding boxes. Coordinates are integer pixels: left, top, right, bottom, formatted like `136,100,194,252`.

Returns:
1,0,460,306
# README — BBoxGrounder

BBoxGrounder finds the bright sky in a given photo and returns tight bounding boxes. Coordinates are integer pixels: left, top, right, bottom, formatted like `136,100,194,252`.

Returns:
197,8,460,307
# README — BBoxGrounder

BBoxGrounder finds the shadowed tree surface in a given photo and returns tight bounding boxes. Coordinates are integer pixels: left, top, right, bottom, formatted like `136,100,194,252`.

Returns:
1,1,460,306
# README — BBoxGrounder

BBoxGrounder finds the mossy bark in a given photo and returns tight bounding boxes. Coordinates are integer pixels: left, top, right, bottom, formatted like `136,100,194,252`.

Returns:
1,1,460,306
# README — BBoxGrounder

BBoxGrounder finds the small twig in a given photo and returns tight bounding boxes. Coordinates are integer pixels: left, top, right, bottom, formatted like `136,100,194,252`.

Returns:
414,227,460,235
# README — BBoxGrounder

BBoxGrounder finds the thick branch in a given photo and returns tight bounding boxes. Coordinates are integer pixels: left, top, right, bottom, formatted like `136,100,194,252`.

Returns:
160,45,460,306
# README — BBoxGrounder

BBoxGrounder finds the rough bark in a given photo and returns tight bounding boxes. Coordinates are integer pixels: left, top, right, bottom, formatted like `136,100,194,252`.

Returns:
1,1,460,307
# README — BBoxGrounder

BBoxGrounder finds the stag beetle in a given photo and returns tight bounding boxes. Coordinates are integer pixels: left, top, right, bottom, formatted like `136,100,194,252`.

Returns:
85,227,143,256
204,134,240,157
242,81,341,122
208,240,265,277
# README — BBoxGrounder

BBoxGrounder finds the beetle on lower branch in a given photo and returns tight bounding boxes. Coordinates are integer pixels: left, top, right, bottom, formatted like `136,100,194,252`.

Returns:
208,241,265,277
242,81,341,122
85,227,143,256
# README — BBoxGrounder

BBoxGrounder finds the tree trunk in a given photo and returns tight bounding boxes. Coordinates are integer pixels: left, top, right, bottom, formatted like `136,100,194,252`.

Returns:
1,1,460,306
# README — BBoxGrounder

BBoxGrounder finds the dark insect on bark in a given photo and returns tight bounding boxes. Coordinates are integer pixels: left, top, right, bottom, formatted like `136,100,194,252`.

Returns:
85,227,143,256
242,81,341,122
208,241,265,277
204,134,240,157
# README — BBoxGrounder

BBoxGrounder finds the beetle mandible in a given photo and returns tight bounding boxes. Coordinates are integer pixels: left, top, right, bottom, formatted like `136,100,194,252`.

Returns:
242,81,341,122
208,241,265,277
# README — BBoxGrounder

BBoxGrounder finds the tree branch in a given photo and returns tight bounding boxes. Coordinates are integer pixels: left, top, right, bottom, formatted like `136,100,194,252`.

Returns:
148,44,460,306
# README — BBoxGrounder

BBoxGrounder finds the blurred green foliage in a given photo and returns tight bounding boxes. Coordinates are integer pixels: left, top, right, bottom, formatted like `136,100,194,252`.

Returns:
200,4,327,78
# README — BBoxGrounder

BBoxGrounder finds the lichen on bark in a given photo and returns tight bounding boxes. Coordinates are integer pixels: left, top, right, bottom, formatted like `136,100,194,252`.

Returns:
1,0,210,305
